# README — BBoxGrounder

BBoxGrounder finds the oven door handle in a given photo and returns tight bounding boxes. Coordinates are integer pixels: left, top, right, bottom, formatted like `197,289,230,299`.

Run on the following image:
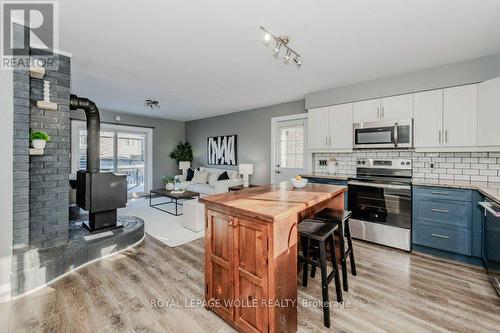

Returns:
348,180,410,190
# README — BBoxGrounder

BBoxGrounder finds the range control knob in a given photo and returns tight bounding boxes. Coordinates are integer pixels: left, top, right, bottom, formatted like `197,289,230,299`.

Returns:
357,161,362,165
361,160,366,165
406,162,411,166
401,161,405,166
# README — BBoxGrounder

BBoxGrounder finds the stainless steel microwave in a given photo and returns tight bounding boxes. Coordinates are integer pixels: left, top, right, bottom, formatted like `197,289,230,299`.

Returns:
353,119,413,149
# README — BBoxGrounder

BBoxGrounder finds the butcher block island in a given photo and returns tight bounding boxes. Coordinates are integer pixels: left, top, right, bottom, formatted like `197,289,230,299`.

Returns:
199,183,346,333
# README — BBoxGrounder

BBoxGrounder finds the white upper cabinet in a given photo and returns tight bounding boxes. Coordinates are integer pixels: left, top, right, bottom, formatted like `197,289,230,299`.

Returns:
414,89,443,148
328,103,353,149
307,106,330,150
353,99,380,123
307,104,353,151
478,77,500,146
380,94,414,121
353,94,413,123
443,84,477,147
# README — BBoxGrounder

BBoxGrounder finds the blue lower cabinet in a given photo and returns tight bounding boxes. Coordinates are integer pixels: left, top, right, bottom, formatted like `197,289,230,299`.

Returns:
415,199,471,228
413,223,471,255
305,177,348,209
412,185,479,260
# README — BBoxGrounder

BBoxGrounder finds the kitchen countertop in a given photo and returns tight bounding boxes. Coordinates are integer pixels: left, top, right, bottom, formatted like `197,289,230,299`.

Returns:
300,173,352,181
412,178,500,204
199,183,346,223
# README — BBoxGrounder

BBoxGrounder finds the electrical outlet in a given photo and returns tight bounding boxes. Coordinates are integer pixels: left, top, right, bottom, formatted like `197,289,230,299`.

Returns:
319,159,327,166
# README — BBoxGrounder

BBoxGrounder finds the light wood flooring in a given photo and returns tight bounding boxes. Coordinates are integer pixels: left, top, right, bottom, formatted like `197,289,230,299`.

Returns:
1,234,500,332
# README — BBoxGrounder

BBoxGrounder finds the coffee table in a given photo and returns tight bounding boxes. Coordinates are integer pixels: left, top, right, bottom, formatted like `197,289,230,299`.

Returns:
149,188,200,216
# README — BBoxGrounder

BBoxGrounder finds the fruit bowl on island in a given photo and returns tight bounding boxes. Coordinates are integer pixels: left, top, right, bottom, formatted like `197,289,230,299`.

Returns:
290,175,308,189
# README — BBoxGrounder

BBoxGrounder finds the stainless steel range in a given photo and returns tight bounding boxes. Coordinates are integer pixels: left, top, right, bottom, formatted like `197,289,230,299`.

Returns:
348,158,412,251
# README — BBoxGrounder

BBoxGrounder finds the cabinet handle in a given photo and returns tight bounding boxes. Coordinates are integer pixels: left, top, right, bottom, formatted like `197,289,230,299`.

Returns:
377,107,380,119
381,106,384,119
438,130,442,143
431,208,450,214
431,191,449,196
431,233,450,240
325,136,328,146
445,130,448,143
329,136,332,146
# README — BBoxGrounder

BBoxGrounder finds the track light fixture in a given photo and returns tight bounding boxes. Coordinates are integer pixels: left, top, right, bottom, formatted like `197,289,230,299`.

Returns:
260,26,302,69
144,99,160,110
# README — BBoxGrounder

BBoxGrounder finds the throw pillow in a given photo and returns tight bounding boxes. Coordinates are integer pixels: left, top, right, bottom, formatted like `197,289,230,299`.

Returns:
186,168,194,181
207,172,219,186
191,169,208,184
218,171,229,181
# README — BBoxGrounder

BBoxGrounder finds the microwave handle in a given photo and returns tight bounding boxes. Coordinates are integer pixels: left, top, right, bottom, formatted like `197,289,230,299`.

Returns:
393,122,398,147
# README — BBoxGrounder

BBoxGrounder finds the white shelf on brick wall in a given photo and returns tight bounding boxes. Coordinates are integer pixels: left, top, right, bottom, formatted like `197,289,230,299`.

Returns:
29,65,45,79
36,100,58,111
29,148,44,156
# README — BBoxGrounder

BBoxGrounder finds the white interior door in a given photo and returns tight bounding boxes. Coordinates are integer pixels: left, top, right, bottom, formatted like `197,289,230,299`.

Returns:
71,120,153,196
271,116,308,185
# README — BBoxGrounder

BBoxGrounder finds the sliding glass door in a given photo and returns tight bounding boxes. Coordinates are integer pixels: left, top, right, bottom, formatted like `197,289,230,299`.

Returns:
71,120,153,196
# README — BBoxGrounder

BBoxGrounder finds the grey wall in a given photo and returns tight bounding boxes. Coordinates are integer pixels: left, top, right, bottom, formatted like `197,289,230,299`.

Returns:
70,110,185,188
0,61,14,299
305,53,500,109
185,100,306,185
29,50,71,249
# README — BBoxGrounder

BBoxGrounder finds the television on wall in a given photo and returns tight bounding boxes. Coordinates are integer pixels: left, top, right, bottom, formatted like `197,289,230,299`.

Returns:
207,135,237,166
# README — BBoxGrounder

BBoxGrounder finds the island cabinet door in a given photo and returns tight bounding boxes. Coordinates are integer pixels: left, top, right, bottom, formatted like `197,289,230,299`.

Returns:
205,210,235,322
233,218,269,333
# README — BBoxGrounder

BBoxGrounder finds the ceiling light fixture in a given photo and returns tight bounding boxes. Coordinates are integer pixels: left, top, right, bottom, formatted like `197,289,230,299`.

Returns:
260,26,302,69
144,99,160,110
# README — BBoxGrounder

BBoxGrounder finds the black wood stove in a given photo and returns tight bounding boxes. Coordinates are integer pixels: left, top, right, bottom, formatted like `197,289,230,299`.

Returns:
70,94,127,233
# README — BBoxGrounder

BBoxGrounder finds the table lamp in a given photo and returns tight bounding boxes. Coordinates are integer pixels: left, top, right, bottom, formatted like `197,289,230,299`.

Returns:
239,164,254,188
179,161,191,177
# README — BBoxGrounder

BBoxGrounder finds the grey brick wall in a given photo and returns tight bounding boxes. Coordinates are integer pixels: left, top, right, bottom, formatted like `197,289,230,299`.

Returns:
29,49,71,249
12,23,30,254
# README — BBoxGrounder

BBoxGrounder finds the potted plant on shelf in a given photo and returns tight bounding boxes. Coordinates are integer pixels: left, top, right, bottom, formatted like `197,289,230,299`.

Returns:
162,176,180,191
169,142,193,164
30,131,50,149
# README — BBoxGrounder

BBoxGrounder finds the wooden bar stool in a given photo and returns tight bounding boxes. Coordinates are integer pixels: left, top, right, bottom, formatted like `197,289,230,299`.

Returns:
314,208,356,292
298,218,343,328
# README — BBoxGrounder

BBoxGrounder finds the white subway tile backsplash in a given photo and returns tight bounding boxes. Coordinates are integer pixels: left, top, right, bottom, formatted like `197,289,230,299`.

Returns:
312,150,500,182
480,158,496,164
480,169,498,176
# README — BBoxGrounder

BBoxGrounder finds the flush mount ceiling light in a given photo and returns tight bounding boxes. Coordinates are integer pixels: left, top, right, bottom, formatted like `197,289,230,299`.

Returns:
260,26,302,69
144,99,160,110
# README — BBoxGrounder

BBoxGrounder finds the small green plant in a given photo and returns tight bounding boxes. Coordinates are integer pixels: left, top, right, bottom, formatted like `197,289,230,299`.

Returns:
161,176,179,184
29,131,50,141
169,142,193,163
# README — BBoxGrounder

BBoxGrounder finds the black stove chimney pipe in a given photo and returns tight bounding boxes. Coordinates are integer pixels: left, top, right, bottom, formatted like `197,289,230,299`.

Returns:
69,94,100,173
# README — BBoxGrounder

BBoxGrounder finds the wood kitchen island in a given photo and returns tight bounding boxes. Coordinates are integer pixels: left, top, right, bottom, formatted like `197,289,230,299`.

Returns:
199,183,346,333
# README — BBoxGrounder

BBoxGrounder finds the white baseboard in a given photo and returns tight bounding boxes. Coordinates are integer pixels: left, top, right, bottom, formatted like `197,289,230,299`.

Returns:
0,283,11,303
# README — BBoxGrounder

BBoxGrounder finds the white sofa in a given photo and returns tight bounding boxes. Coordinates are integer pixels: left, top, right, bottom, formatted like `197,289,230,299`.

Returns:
175,167,243,196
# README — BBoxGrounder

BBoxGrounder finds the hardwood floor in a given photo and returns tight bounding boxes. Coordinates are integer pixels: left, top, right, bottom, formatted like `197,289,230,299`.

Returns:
1,234,499,332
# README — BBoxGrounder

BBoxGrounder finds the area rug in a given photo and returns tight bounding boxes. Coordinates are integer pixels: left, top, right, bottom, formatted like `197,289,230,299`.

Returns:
118,197,204,247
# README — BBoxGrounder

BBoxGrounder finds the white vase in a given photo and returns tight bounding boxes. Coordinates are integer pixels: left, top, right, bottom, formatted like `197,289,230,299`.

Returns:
327,161,338,174
32,139,46,149
165,183,175,191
